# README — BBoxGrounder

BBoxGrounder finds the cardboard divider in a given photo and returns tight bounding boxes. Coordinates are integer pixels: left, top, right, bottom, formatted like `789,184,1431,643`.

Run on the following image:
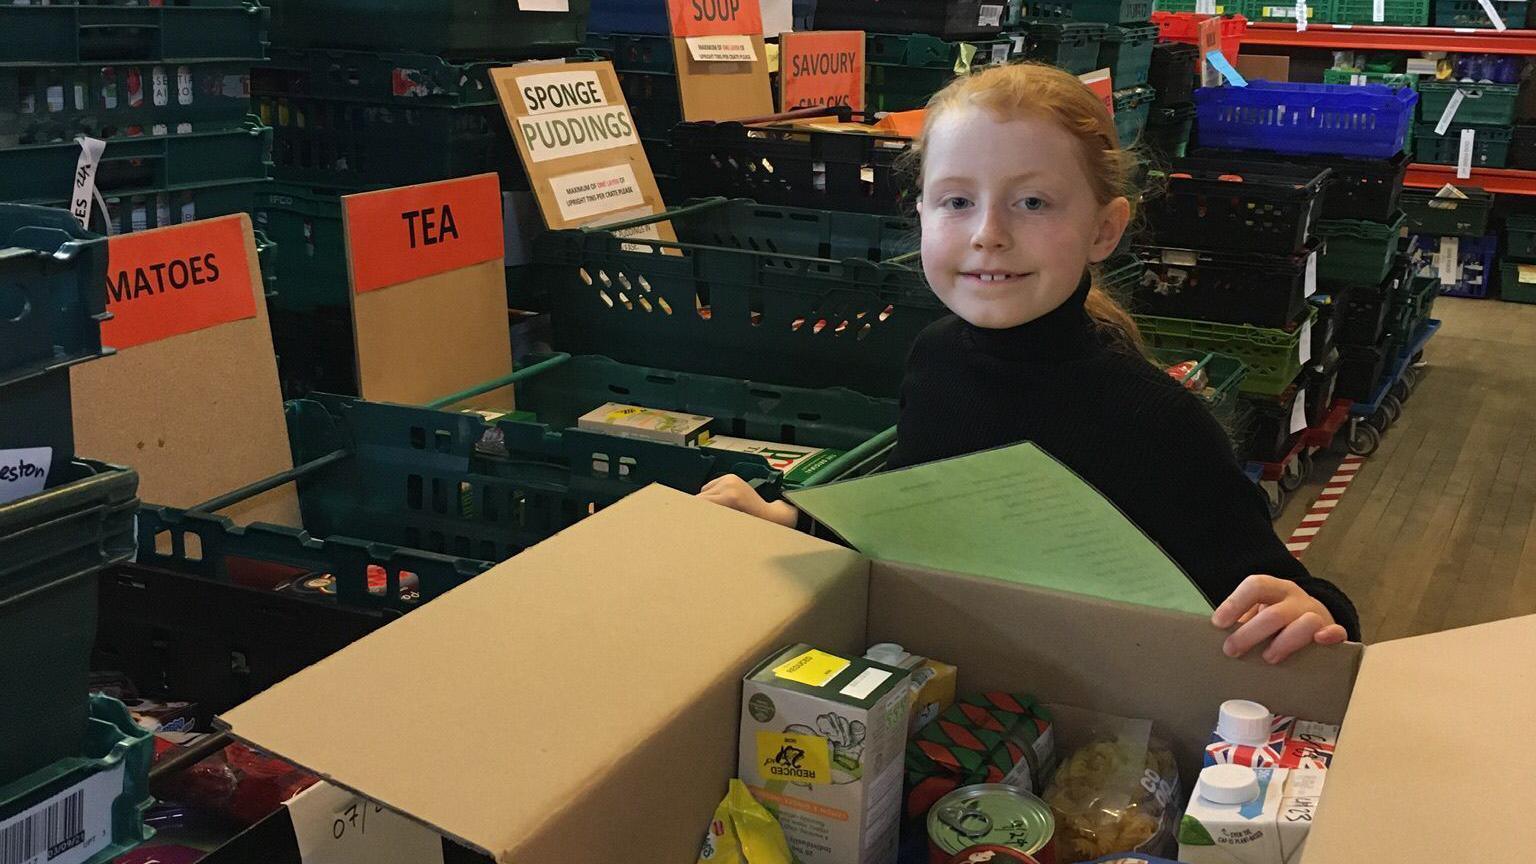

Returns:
70,214,300,526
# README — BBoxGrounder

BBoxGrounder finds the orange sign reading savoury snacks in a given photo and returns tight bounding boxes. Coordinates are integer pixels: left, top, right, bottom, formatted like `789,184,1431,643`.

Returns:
780,31,865,111
344,173,504,295
101,215,257,351
668,0,763,38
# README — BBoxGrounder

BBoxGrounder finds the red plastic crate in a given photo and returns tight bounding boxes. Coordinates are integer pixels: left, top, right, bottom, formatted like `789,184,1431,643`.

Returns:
1151,11,1247,64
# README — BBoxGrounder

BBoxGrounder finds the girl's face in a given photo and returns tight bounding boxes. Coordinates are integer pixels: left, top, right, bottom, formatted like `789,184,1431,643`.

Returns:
918,107,1130,330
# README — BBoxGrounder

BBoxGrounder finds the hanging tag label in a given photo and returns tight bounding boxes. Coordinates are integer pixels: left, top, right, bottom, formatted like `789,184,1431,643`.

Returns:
1373,0,1385,20
1305,251,1319,298
991,42,1011,64
1435,88,1465,136
1291,388,1310,434
1457,128,1476,179
1475,0,1507,29
1351,73,1366,85
1011,34,1026,53
1196,0,1217,12
1439,236,1460,286
978,3,1004,26
1295,0,1309,30
1206,51,1248,86
69,136,107,230
1298,318,1313,366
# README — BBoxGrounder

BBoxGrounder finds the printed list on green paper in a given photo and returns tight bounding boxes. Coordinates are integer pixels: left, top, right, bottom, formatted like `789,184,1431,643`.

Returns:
785,442,1214,616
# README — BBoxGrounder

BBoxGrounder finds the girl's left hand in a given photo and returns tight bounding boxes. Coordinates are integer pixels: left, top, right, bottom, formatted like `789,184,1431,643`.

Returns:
1211,575,1349,664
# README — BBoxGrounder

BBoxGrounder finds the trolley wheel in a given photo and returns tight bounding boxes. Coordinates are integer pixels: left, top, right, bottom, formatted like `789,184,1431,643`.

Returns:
1348,421,1382,457
1298,449,1315,482
1412,350,1427,368
1384,393,1404,425
1402,366,1419,393
1279,456,1306,493
1391,378,1410,403
1263,481,1287,521
1369,407,1390,432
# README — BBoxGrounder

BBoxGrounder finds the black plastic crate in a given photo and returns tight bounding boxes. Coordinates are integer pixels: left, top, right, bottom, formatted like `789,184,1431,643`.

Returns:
1306,350,1341,428
813,0,1008,37
1399,187,1493,237
0,3,269,64
1144,104,1195,164
1336,341,1389,401
1309,287,1345,363
1243,384,1303,463
269,0,592,59
1130,238,1320,327
1514,124,1536,171
1149,42,1198,108
1146,158,1331,255
1337,272,1396,346
668,118,915,216
1188,147,1409,224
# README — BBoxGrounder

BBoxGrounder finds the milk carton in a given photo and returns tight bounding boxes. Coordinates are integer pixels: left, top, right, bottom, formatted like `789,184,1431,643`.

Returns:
739,644,911,864
1177,765,1325,864
1203,700,1341,771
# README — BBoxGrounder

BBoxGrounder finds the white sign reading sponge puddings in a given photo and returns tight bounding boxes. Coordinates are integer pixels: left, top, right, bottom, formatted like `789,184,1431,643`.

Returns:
490,61,675,239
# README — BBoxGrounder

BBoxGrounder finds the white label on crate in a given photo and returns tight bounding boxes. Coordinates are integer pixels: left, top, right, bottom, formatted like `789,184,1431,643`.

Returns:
69,136,106,231
151,123,168,136
156,193,172,229
1334,22,1353,26
130,201,148,233
152,65,169,107
1291,388,1310,434
1457,127,1476,179
176,65,193,106
46,85,64,113
1298,318,1313,367
1295,0,1309,30
1519,264,1536,285
1440,236,1460,285
1011,34,1027,53
180,197,196,223
1305,251,1319,298
1373,0,1385,20
1163,249,1199,267
517,105,639,162
72,83,85,111
991,43,1011,64
517,0,570,9
1351,73,1367,85
0,762,124,864
549,163,647,223
286,781,445,864
176,122,193,134
1405,58,1439,75
1476,0,1508,28
1435,88,1466,136
686,35,758,62
0,447,51,506
979,4,1005,26
516,70,609,115
1197,0,1217,13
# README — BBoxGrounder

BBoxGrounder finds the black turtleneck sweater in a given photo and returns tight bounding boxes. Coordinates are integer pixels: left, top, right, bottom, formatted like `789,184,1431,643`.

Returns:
882,278,1361,640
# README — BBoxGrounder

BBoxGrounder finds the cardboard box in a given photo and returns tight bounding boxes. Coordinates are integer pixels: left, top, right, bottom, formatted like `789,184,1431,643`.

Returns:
218,485,1536,864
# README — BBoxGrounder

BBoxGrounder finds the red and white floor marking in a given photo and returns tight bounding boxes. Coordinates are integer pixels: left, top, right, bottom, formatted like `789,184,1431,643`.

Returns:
1285,455,1367,557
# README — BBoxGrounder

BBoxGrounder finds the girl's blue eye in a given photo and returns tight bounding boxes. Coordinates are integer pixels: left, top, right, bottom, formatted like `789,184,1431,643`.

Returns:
1021,197,1045,211
942,196,972,210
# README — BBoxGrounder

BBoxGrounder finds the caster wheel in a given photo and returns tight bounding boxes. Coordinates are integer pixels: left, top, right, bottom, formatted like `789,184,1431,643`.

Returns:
1384,393,1404,425
1370,407,1390,432
1298,450,1315,481
1412,350,1427,369
1279,457,1306,493
1391,379,1410,403
1264,481,1287,521
1402,366,1419,393
1348,421,1382,457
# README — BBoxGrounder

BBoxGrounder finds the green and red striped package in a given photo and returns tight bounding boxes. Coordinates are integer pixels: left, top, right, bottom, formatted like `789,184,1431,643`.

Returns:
904,692,1058,820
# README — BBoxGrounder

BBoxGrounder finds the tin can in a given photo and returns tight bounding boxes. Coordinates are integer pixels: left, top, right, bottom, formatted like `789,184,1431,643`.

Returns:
928,784,1056,864
947,845,1041,864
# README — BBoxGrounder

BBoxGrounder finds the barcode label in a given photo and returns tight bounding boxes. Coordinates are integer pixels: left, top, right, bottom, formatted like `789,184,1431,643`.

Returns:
0,765,122,864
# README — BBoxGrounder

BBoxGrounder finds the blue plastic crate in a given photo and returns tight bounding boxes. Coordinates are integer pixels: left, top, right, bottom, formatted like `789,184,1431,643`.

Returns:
1414,233,1497,299
589,0,668,33
1194,82,1419,159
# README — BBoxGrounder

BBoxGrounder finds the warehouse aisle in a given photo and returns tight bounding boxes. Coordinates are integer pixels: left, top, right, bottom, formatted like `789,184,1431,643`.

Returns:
1277,297,1536,644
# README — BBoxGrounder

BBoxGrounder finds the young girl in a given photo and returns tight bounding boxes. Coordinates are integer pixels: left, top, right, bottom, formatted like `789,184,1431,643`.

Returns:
701,62,1358,663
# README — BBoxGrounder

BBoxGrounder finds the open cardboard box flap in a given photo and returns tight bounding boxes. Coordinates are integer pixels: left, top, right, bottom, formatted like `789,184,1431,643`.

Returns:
219,485,1536,863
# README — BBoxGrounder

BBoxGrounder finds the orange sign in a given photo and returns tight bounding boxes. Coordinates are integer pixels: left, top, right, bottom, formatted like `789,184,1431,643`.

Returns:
780,31,865,111
668,0,763,38
343,173,504,295
101,215,256,351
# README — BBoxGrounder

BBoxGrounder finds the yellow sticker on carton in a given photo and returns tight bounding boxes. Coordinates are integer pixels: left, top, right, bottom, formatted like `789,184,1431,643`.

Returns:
771,649,850,687
756,732,832,785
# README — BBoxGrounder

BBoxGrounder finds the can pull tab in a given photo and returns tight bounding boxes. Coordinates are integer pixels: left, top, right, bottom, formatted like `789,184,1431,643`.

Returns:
937,802,993,839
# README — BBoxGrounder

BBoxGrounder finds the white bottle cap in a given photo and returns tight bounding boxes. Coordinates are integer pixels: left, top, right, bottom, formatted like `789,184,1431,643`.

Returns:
1217,699,1274,747
1197,764,1262,806
865,643,910,666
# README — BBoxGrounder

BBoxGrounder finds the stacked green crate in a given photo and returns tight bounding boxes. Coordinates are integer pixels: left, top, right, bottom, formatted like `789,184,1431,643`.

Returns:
866,32,1017,112
1332,0,1431,23
1503,215,1536,304
585,32,681,190
1238,0,1336,24
1415,80,1520,170
0,3,273,232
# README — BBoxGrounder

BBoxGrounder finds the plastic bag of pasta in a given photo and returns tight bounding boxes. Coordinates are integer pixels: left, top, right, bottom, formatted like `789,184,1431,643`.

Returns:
1042,706,1181,864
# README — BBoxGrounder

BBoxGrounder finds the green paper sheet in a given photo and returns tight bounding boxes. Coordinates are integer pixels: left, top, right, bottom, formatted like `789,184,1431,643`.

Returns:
785,442,1213,615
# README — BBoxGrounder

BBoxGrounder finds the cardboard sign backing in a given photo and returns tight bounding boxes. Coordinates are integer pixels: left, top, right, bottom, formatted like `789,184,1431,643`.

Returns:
341,174,515,409
672,36,776,121
779,31,865,111
70,214,300,526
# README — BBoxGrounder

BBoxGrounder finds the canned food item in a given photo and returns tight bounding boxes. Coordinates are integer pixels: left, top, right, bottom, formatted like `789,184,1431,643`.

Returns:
948,845,1043,864
929,784,1057,864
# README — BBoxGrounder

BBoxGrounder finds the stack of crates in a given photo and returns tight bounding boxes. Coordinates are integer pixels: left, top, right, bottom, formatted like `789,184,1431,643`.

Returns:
1433,0,1531,26
1131,159,1329,463
1,204,151,864
1502,214,1536,304
1413,60,1524,171
1401,186,1497,299
1021,0,1158,144
584,30,681,194
1144,41,1198,162
866,31,1017,113
0,1,274,233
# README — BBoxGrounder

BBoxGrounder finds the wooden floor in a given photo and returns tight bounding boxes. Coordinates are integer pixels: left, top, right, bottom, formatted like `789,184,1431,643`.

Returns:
1275,296,1536,644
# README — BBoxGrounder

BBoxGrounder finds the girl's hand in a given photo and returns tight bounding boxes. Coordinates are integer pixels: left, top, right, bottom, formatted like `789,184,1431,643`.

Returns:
1211,575,1349,664
698,474,800,528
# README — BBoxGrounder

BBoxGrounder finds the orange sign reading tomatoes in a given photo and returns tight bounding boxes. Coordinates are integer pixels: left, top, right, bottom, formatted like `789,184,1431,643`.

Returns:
668,0,763,37
780,31,865,111
101,215,256,351
343,173,504,295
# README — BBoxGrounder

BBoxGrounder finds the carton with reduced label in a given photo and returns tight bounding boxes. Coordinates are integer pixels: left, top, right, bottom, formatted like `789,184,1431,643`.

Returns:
739,645,910,864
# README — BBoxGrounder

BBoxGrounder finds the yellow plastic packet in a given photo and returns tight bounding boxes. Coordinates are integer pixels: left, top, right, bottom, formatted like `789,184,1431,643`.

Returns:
697,779,794,864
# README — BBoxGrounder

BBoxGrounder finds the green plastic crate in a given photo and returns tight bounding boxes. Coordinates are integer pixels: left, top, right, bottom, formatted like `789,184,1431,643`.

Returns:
1502,260,1536,303
0,121,271,205
0,3,269,64
536,198,936,400
1113,84,1157,148
1032,0,1156,22
1100,255,1145,303
866,33,1015,112
1399,271,1439,322
1098,24,1158,88
0,204,110,389
1315,212,1408,286
1134,307,1316,397
1152,0,1236,10
1413,122,1511,169
0,461,138,785
1400,187,1493,237
1239,0,1336,23
255,47,508,107
1021,21,1108,76
269,0,592,59
1433,0,1531,26
1321,69,1419,90
1332,0,1430,23
1506,214,1536,262
1149,347,1249,412
1419,81,1520,127
0,695,153,864
0,61,255,149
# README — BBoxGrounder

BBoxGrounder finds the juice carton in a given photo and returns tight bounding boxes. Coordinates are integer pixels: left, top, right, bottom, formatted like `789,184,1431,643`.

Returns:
707,436,846,486
1177,765,1325,864
576,402,713,445
739,645,911,864
863,643,958,736
1277,720,1339,770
